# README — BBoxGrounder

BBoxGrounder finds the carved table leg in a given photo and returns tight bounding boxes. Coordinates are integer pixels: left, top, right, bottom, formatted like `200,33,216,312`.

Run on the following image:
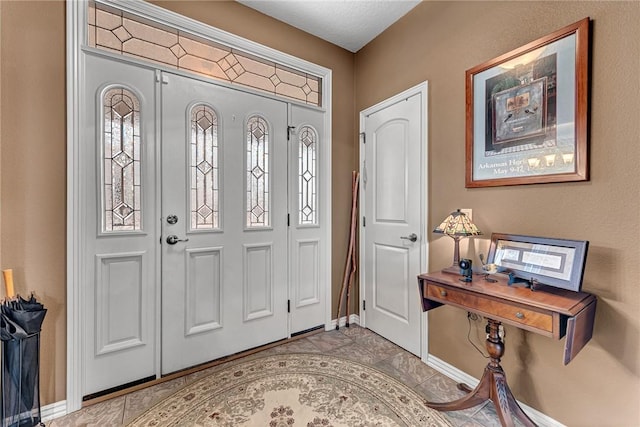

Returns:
425,319,538,427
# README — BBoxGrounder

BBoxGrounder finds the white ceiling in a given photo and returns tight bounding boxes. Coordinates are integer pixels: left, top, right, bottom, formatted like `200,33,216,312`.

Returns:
237,0,421,52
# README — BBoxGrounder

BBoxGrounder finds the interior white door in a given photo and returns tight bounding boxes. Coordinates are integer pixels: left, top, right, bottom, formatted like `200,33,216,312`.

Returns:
160,72,289,374
288,105,326,334
361,91,425,356
82,54,158,395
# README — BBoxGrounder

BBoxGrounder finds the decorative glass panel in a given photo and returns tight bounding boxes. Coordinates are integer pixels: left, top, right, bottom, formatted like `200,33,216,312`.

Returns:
298,126,317,225
246,116,270,228
88,2,322,106
103,87,141,231
190,105,220,229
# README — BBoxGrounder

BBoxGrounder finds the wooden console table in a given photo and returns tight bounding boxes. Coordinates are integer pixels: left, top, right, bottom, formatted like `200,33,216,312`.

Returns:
418,271,596,427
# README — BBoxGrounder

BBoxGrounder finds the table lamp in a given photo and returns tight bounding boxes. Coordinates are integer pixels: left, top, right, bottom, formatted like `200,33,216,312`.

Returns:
433,209,482,274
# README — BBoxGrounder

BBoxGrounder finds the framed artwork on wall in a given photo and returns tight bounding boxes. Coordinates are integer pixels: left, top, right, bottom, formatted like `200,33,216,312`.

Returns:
486,233,589,292
465,18,590,188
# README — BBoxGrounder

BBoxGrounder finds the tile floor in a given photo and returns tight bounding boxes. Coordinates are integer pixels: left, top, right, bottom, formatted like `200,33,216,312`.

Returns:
48,326,504,426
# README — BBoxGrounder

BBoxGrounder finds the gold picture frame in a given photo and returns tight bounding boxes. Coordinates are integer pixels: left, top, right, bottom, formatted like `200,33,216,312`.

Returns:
465,18,590,188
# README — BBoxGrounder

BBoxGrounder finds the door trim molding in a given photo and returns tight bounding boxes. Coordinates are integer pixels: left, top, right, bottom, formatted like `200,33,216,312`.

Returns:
67,0,332,412
358,82,429,357
66,0,84,414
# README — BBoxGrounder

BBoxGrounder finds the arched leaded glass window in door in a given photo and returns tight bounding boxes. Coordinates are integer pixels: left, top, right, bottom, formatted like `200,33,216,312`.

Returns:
246,116,270,228
298,125,318,225
190,105,220,230
103,87,142,232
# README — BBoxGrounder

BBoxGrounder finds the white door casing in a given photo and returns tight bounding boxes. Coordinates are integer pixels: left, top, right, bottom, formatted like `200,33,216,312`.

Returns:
359,83,428,357
160,72,288,374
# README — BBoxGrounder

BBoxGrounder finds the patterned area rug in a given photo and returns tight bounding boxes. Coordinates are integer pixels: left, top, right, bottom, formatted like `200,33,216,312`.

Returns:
127,353,452,426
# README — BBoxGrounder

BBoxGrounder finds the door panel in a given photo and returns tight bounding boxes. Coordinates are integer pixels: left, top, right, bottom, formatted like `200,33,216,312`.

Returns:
363,92,424,356
373,244,409,322
83,54,158,395
161,72,288,374
295,240,320,306
94,252,147,355
243,243,274,320
185,247,223,335
374,121,409,223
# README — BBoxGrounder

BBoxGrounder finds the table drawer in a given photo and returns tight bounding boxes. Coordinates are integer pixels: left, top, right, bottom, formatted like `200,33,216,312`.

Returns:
426,284,553,333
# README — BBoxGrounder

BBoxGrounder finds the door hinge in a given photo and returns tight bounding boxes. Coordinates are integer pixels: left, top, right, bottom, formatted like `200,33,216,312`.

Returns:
362,300,366,311
287,300,291,313
287,126,295,141
287,213,290,226
363,216,366,227
362,160,367,190
360,132,366,144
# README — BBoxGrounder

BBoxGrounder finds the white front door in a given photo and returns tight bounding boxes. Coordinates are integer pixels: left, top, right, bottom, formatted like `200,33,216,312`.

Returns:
160,72,289,374
81,56,327,395
82,54,158,395
360,84,427,356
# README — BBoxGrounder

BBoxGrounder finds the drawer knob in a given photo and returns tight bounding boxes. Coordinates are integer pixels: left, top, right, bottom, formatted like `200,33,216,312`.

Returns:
515,312,524,319
440,290,448,297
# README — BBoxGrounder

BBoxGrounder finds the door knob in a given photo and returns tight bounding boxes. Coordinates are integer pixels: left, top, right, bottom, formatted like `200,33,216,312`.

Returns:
166,235,189,245
400,233,418,242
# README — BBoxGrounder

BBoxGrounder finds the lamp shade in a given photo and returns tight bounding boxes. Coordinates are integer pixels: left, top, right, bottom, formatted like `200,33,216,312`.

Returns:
433,209,481,275
433,209,482,237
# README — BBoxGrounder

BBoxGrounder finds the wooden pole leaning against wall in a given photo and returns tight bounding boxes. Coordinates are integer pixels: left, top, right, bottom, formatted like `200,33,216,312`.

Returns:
336,171,359,330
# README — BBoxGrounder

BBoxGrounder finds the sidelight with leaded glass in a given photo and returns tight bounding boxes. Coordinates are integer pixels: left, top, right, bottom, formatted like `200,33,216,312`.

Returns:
298,125,317,225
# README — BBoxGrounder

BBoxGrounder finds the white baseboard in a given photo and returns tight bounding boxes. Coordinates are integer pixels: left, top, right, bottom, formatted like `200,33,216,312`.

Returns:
328,314,360,330
426,354,565,427
42,400,67,421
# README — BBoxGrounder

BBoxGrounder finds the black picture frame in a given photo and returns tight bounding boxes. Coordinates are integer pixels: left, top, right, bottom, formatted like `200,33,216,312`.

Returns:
486,233,588,292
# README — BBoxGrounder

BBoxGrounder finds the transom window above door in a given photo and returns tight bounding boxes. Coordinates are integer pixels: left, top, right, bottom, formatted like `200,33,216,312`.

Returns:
87,1,322,106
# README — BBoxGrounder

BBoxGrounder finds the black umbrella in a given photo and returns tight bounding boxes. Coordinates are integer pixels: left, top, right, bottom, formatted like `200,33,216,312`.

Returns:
0,294,46,427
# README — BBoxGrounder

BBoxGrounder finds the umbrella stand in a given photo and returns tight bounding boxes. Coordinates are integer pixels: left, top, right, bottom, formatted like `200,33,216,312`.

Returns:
0,270,46,427
1,334,43,427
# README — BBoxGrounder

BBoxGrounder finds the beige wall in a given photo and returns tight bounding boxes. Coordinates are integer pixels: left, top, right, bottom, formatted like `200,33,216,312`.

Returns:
355,1,640,426
2,1,639,425
0,0,67,405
